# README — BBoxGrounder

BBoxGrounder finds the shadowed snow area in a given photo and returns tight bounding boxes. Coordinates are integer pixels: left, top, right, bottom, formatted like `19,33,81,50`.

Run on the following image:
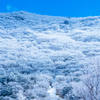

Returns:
0,11,100,99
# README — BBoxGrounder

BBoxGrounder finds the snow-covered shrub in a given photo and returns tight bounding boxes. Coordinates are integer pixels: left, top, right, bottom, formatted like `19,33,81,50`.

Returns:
9,82,23,93
35,81,49,90
0,96,14,100
0,67,5,75
61,86,73,99
22,74,53,99
55,75,66,83
64,20,69,24
36,74,53,85
18,64,35,74
56,85,79,100
54,75,67,90
0,86,13,96
0,72,26,99
54,75,77,99
0,74,14,85
24,88,48,99
34,88,48,98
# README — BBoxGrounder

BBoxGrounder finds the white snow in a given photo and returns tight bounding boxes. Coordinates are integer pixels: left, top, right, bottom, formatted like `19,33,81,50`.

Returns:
47,86,56,96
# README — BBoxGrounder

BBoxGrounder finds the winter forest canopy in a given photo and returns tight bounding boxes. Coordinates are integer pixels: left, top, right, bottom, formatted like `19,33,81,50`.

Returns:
0,11,100,100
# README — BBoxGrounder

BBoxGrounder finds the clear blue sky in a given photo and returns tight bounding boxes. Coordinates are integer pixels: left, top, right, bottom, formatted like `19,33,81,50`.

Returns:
0,0,100,17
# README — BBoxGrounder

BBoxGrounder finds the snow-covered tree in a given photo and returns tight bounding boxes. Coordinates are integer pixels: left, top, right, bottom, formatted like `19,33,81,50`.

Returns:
72,59,100,100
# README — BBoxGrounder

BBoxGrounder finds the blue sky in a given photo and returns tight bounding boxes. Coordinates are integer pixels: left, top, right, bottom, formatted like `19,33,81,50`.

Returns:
0,0,100,17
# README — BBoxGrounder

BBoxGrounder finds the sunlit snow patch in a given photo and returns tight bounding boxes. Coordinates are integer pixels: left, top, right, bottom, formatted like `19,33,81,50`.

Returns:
47,84,60,100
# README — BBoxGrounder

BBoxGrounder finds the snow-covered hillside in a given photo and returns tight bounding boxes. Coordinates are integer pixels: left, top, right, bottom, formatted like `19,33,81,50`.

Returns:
0,11,100,100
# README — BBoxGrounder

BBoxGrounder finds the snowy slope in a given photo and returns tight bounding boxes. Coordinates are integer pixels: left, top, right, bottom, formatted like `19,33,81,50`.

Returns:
0,11,100,99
